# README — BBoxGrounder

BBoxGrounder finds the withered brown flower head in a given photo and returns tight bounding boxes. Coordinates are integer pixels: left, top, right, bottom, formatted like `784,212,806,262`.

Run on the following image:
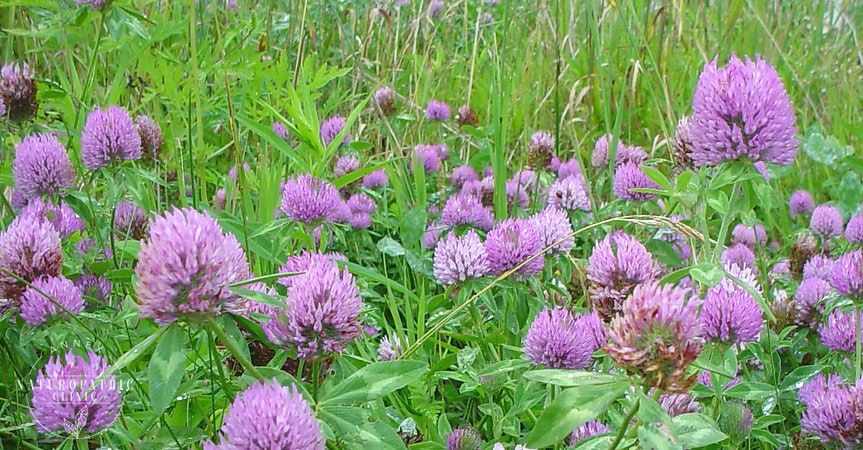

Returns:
604,281,703,393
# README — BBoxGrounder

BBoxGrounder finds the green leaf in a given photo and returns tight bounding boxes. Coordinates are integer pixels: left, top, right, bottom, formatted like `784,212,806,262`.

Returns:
689,262,724,287
642,165,672,191
95,325,168,384
400,209,428,250
377,237,407,257
724,382,776,401
319,405,367,436
646,239,682,267
573,435,620,450
523,369,627,388
638,423,682,450
147,325,189,414
836,172,862,218
671,413,728,448
358,421,408,450
524,381,628,448
321,360,428,406
779,365,824,392
801,125,853,168
693,342,738,380
229,286,287,311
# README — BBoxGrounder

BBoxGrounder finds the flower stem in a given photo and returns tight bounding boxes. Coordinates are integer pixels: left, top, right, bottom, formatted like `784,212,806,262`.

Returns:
311,359,322,402
856,304,861,381
609,397,640,450
205,320,264,381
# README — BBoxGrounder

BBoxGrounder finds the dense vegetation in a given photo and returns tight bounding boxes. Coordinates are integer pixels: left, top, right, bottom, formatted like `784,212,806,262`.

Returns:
0,0,862,449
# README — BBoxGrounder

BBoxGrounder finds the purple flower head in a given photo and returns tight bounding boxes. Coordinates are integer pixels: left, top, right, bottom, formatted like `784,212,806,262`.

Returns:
280,174,344,224
799,373,863,446
556,158,585,182
846,216,863,244
373,86,396,116
509,170,537,193
484,218,545,278
433,230,489,285
753,161,769,180
689,55,798,167
446,427,482,450
10,188,28,210
0,213,62,301
362,170,388,189
804,255,834,280
701,264,763,344
427,0,444,19
0,62,37,119
282,259,362,358
569,420,610,446
114,200,148,240
20,276,84,326
75,274,112,303
277,252,344,290
227,163,251,183
441,194,494,231
799,373,844,407
320,116,350,147
225,0,237,11
425,100,451,121
13,133,75,201
587,231,662,321
830,250,863,297
530,207,574,255
575,310,608,351
213,188,227,211
769,259,790,282
505,179,530,209
721,243,756,270
135,115,162,161
547,175,590,212
348,212,371,229
450,165,479,189
423,224,444,249
272,121,290,140
820,309,856,352
604,281,703,392
377,335,402,361
795,277,832,327
524,307,594,369
31,350,120,435
414,144,442,174
789,190,815,218
613,162,659,202
731,223,766,249
20,198,85,238
206,380,324,450
811,205,844,238
135,208,249,325
528,131,554,159
347,193,376,215
659,392,701,417
81,105,142,170
333,155,360,178
592,134,613,168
